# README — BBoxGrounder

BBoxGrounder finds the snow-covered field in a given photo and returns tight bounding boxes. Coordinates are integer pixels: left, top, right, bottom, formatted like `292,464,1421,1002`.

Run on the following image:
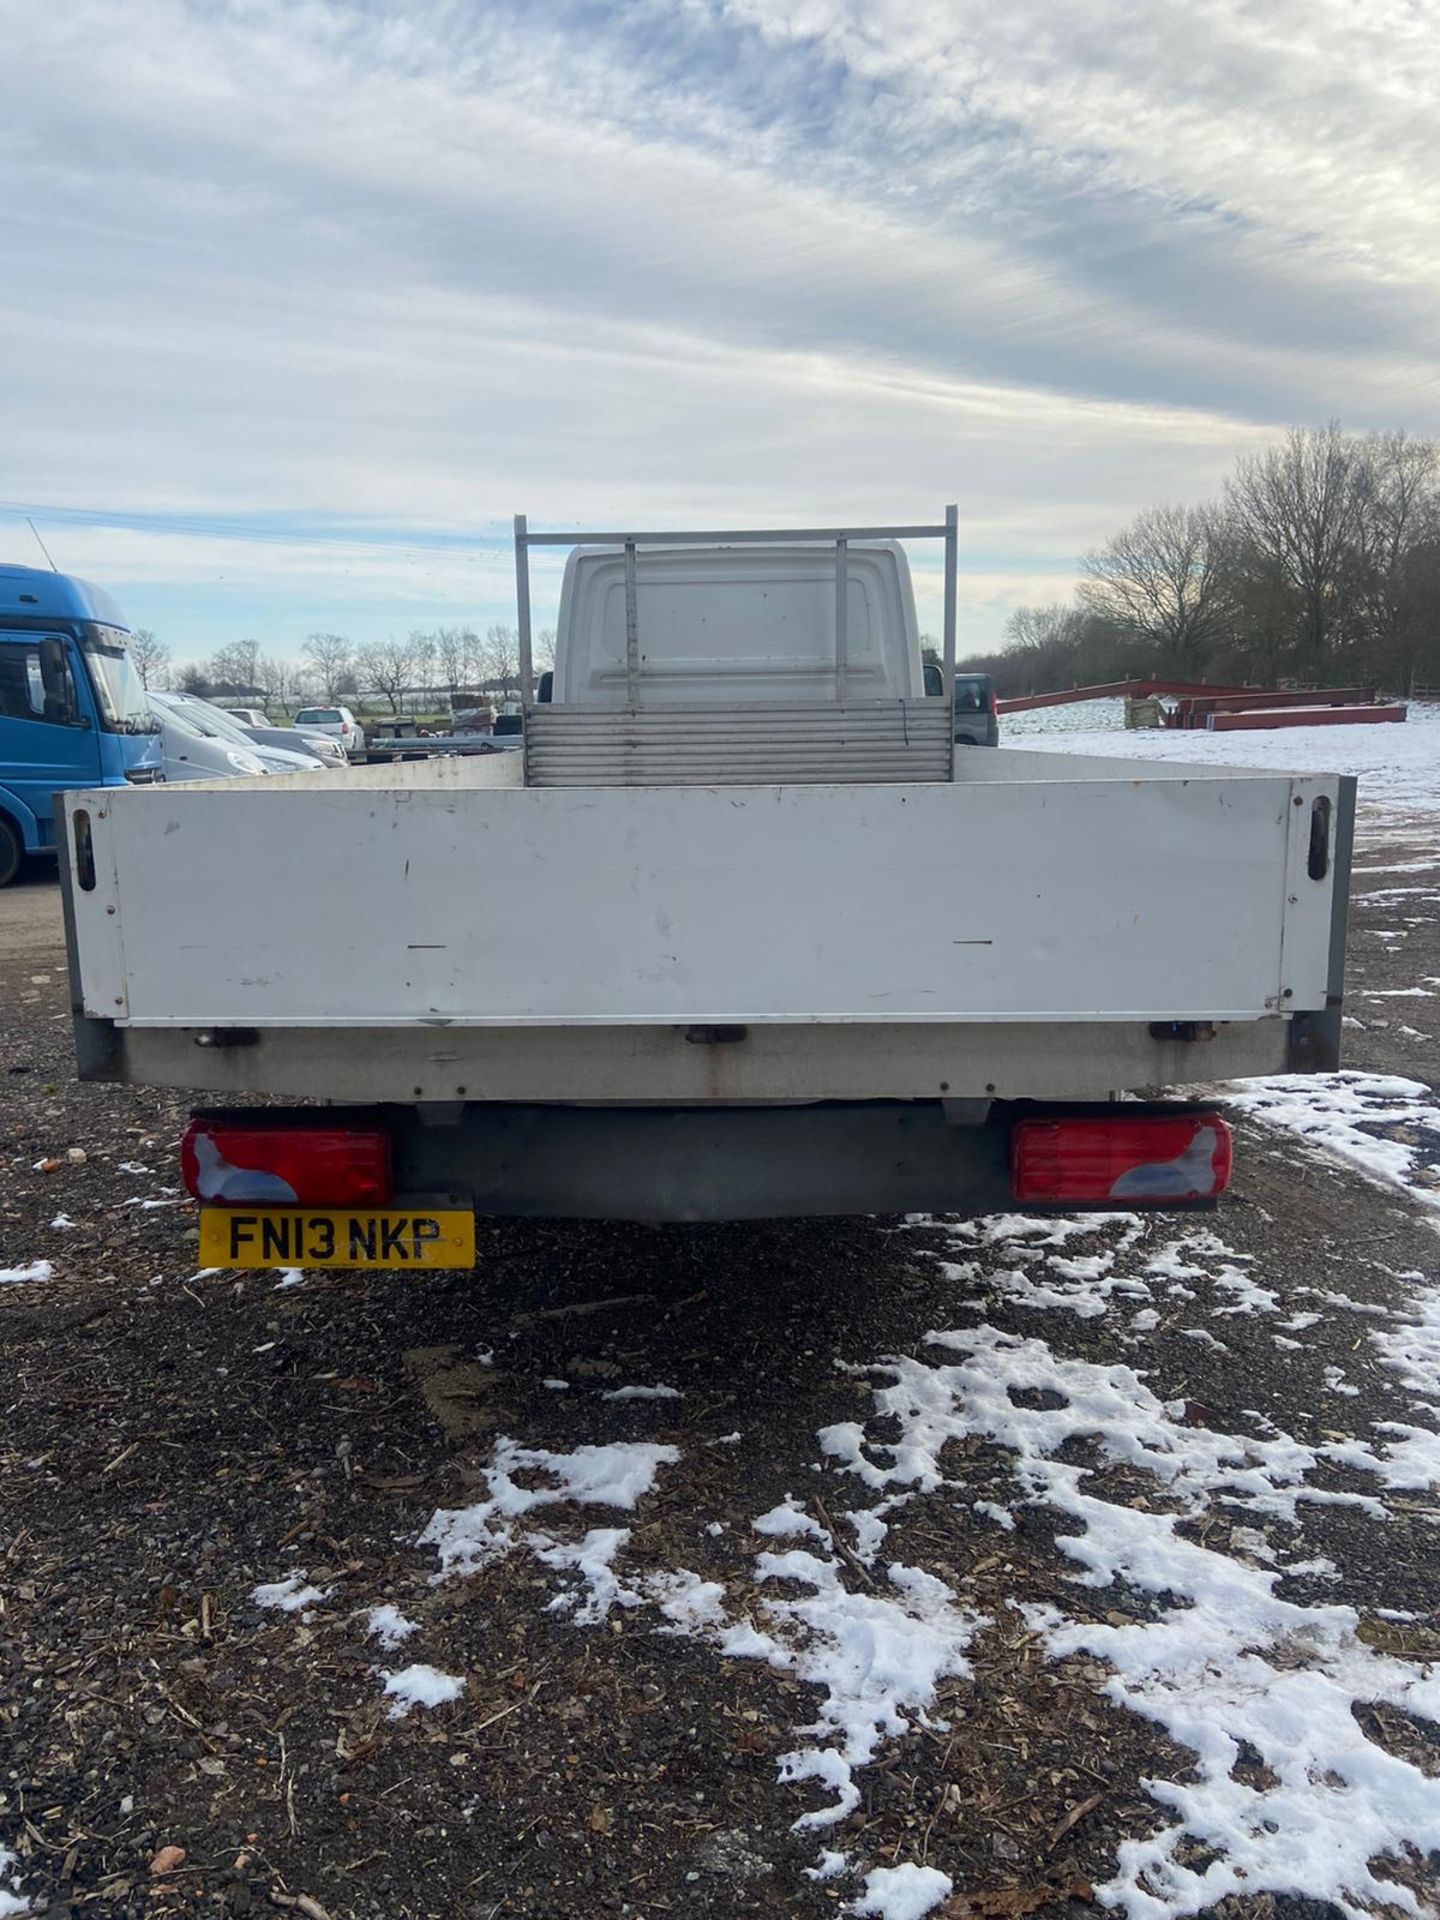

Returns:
1005,698,1440,826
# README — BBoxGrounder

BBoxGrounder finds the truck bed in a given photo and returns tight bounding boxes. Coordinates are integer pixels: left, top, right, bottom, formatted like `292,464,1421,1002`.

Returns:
60,748,1351,1103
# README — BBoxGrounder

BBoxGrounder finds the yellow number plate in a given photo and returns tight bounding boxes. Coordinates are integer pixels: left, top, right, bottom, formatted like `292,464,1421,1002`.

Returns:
199,1208,475,1271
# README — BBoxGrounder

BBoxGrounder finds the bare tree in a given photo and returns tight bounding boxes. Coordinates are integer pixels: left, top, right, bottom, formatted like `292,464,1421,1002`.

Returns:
206,639,268,698
303,632,354,701
410,632,438,704
435,628,470,698
482,623,519,692
1225,424,1367,677
428,626,478,704
1079,503,1231,673
355,636,418,715
1352,432,1440,677
127,629,170,689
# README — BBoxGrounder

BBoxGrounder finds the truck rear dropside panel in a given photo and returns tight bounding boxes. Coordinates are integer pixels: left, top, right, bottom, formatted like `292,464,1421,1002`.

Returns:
61,755,1352,1102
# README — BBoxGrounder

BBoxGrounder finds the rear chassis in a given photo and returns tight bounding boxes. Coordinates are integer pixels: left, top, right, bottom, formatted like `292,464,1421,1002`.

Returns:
179,1098,1234,1223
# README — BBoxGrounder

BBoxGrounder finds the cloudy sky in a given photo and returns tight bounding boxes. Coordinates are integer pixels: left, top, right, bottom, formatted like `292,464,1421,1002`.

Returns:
1,0,1436,658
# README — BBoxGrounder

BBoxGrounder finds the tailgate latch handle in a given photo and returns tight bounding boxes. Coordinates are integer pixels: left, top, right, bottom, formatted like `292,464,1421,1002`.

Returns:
1307,794,1332,881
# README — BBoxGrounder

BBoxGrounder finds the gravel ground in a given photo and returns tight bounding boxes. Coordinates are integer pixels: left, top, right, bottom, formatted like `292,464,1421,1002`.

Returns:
1,829,1438,1920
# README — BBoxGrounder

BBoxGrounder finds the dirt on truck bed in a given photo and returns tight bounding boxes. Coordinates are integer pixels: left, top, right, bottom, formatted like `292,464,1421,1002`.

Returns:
2,832,1439,1920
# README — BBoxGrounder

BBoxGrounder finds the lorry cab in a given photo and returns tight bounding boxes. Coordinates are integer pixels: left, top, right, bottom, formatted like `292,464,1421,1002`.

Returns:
0,565,162,885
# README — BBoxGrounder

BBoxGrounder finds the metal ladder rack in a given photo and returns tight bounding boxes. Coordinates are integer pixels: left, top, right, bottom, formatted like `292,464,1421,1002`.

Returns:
511,508,959,787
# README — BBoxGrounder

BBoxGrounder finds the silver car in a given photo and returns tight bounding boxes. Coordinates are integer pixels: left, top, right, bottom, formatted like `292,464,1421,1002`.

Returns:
148,693,267,781
155,692,326,773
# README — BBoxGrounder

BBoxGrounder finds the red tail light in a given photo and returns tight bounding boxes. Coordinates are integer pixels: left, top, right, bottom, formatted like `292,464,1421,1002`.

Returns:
182,1121,392,1207
1011,1112,1231,1206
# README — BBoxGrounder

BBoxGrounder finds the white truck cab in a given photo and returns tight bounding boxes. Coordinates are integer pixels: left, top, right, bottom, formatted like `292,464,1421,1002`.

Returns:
552,541,924,706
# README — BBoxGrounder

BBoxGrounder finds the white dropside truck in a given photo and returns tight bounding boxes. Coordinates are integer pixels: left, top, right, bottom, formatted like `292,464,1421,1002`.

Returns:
59,512,1352,1273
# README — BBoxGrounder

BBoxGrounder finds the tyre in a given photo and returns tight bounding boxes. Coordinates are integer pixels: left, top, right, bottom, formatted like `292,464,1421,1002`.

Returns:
0,815,22,888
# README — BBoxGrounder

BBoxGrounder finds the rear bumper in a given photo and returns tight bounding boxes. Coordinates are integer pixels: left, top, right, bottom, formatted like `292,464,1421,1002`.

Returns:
185,1099,1230,1224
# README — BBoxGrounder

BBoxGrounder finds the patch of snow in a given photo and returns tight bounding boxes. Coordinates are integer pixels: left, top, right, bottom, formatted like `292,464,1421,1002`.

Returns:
829,1317,1440,1920
1324,1424,1440,1493
420,1436,680,1577
1301,1285,1393,1317
272,1268,305,1290
710,1430,743,1445
542,1377,569,1391
1228,1526,1276,1563
1278,1554,1338,1579
603,1383,684,1401
1179,1327,1229,1352
363,1604,418,1649
0,1847,28,1918
535,1527,641,1624
380,1663,465,1717
1218,1071,1440,1213
806,1848,848,1882
846,1507,891,1565
754,1496,830,1543
1211,1264,1280,1316
1323,1365,1361,1397
972,1499,1015,1530
0,1261,51,1285
850,1862,954,1919
649,1569,729,1634
737,1548,978,1829
1370,1290,1440,1406
49,1214,75,1231
252,1574,329,1615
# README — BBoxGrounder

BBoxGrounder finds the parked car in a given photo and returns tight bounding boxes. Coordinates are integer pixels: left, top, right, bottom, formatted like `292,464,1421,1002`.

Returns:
224,708,271,729
293,705,366,753
240,723,346,768
921,664,999,745
155,693,325,773
147,693,267,782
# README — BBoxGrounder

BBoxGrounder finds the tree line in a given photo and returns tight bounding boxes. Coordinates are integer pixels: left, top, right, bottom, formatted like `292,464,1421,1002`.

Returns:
127,424,1439,711
129,625,556,714
958,424,1440,698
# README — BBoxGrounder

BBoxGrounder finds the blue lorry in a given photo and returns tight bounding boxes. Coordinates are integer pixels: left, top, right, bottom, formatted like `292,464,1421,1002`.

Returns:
0,565,163,885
